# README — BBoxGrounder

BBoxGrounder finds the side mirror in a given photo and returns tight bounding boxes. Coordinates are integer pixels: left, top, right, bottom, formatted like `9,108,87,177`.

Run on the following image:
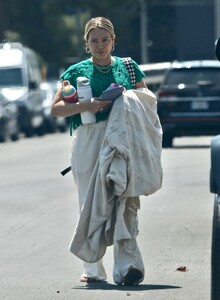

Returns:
215,37,220,61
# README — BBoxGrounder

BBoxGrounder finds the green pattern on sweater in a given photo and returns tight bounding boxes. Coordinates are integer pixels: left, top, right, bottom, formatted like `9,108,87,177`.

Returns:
60,56,145,131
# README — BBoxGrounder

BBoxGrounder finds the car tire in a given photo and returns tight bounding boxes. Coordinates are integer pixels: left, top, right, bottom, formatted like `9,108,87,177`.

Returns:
46,119,56,134
0,134,5,143
24,127,34,138
11,132,19,142
35,124,46,136
162,133,173,148
59,125,67,133
211,194,220,300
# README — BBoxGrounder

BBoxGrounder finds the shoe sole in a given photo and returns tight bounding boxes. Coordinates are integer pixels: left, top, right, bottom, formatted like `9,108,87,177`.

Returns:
80,277,105,283
123,268,143,285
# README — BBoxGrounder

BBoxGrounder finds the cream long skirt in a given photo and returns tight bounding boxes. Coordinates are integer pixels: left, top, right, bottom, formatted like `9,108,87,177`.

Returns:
71,121,144,284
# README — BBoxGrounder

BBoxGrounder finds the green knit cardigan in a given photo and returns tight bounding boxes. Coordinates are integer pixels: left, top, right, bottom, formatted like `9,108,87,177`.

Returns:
60,56,145,132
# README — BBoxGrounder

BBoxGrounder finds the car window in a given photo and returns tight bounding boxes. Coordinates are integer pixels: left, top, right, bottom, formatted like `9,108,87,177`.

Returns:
143,69,168,77
165,67,220,85
0,68,23,86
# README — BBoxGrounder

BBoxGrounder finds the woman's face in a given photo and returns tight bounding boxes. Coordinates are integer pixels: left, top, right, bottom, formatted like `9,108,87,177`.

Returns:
87,28,115,62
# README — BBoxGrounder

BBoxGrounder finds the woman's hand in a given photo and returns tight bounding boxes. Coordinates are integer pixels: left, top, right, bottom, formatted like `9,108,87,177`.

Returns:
89,98,112,113
51,88,112,117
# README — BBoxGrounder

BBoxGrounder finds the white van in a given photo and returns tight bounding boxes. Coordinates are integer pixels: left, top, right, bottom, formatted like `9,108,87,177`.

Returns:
0,42,45,137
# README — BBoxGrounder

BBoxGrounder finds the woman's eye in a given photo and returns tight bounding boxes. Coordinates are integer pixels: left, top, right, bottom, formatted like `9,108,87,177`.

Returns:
91,38,110,43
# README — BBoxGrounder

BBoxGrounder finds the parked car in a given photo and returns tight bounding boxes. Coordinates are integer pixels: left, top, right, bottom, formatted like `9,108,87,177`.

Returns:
210,134,220,300
139,62,171,93
0,42,45,137
47,79,68,132
210,37,220,300
0,93,20,142
157,60,220,147
40,82,57,133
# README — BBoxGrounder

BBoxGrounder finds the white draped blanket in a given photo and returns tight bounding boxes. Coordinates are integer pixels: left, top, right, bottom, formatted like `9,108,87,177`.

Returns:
69,88,163,262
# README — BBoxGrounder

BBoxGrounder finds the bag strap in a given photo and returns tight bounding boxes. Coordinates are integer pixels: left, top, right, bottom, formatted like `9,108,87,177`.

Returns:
122,57,136,88
61,166,71,176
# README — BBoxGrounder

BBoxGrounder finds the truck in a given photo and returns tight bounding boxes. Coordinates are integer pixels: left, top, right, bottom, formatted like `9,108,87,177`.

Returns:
0,42,45,137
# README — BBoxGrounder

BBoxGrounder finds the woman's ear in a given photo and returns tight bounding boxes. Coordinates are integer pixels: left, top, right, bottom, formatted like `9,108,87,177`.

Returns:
112,34,116,43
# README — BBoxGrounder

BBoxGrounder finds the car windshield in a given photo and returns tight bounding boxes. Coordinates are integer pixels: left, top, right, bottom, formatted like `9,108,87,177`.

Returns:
165,67,220,85
0,68,23,86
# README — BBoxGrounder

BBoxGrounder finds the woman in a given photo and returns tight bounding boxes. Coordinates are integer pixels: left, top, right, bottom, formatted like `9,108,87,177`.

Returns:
51,17,156,286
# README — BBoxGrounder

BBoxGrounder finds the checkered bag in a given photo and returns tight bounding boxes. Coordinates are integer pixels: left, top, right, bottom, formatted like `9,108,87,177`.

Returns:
122,57,136,88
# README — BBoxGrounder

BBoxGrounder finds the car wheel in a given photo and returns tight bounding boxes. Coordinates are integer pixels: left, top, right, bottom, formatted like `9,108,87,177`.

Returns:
0,134,5,143
162,133,173,148
211,194,220,300
35,124,46,136
24,127,34,138
11,132,19,142
45,119,56,134
59,125,67,133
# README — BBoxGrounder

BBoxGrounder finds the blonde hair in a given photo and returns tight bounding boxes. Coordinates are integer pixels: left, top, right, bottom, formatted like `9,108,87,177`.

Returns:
84,17,115,41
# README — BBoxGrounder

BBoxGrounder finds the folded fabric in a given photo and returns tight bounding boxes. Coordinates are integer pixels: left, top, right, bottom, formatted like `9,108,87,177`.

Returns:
69,88,163,263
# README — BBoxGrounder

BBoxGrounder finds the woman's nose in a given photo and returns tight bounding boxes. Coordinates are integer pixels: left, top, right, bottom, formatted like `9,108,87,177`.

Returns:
97,42,104,48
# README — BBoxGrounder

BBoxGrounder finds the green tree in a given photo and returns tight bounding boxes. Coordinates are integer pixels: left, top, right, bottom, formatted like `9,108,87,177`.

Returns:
2,0,147,76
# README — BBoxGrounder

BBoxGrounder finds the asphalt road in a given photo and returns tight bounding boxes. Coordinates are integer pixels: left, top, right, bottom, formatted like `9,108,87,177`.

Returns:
0,133,214,300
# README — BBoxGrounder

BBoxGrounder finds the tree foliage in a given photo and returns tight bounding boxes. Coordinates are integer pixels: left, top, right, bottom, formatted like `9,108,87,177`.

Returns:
2,0,143,76
1,0,214,76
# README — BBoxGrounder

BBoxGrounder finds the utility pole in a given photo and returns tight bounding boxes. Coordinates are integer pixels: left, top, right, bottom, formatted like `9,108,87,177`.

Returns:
0,0,5,41
215,0,220,39
140,0,149,64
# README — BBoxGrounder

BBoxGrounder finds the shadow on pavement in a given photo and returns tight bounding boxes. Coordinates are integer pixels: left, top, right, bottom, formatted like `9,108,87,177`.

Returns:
73,282,182,291
171,144,210,149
